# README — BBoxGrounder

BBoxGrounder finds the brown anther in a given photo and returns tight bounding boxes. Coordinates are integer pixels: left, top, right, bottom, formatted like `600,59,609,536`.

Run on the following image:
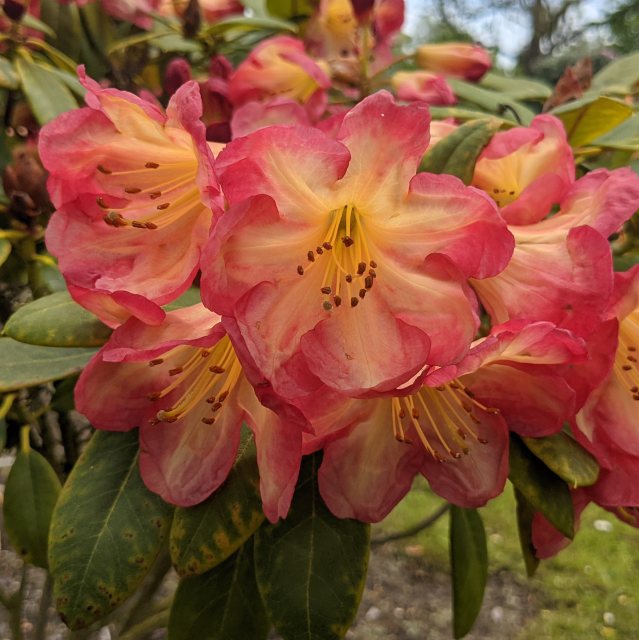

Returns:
509,190,515,195
345,274,353,283
452,451,462,459
218,391,229,402
206,396,216,404
103,211,127,227
364,275,373,289
487,407,501,415
411,407,419,419
149,418,160,426
478,437,489,444
628,356,637,362
201,417,216,424
403,437,414,445
169,367,183,376
398,409,406,419
368,269,377,278
470,413,481,424
163,415,179,423
464,388,475,398
323,301,333,311
307,251,315,262
147,392,161,400
395,434,405,442
124,187,142,194
436,455,446,463
321,286,332,294
96,197,109,209
156,203,170,210
201,350,210,357
132,221,146,229
629,346,637,351
462,447,470,455
149,191,162,199
357,262,366,275
457,429,467,440
145,162,160,168
631,386,639,393
369,260,377,268
359,289,366,299
342,236,354,247
334,295,342,307
350,297,359,307
297,265,304,276
209,365,226,374
145,222,158,230
97,164,112,174
316,246,324,255
212,402,223,412
493,188,499,194
450,382,460,389
322,242,333,250
634,394,639,401
149,358,164,366
623,365,632,371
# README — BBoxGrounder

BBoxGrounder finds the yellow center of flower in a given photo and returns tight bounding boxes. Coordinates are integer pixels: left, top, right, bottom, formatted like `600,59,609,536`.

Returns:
146,335,242,425
615,309,639,402
96,157,201,231
391,380,498,461
296,204,378,311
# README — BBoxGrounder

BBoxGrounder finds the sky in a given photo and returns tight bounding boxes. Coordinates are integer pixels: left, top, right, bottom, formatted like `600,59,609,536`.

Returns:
403,0,616,68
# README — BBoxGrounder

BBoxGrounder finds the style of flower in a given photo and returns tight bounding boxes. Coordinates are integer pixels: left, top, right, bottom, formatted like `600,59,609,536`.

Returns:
201,91,514,400
296,321,587,522
40,68,221,328
75,304,302,522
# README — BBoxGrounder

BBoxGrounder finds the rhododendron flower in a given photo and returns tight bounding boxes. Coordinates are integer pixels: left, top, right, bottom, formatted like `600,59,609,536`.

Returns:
573,266,639,507
472,168,639,335
415,42,491,81
201,91,514,399
297,321,586,522
391,70,456,105
472,115,574,226
75,304,302,522
40,69,220,328
160,0,242,22
228,36,331,119
230,99,312,138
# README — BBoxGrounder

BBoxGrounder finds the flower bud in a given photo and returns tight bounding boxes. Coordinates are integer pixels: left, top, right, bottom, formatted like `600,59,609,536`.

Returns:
2,0,27,21
415,42,491,81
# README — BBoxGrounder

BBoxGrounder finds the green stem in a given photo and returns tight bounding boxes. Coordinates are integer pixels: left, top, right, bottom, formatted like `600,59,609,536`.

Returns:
371,503,450,546
34,573,53,640
118,608,171,640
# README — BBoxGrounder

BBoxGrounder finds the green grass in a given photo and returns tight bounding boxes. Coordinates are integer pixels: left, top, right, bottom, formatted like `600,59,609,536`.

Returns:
375,480,639,639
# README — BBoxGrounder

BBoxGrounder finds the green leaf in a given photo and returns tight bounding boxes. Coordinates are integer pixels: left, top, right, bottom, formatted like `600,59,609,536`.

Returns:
508,435,574,539
48,430,173,630
429,106,516,125
479,72,551,101
254,454,370,640
264,0,313,21
419,118,500,184
21,13,57,37
592,116,639,152
28,259,67,297
514,488,539,578
591,51,639,95
14,54,77,124
0,237,11,268
449,506,488,639
447,78,535,125
3,446,61,568
552,96,633,148
163,287,202,311
0,338,97,392
4,291,112,348
168,540,269,640
0,56,19,90
522,431,599,488
170,429,264,577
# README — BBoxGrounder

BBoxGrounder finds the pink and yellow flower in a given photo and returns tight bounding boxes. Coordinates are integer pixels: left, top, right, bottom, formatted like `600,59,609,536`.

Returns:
201,91,514,399
472,115,575,226
40,68,220,327
297,321,586,522
415,42,491,82
227,36,331,119
391,70,456,105
75,304,302,522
